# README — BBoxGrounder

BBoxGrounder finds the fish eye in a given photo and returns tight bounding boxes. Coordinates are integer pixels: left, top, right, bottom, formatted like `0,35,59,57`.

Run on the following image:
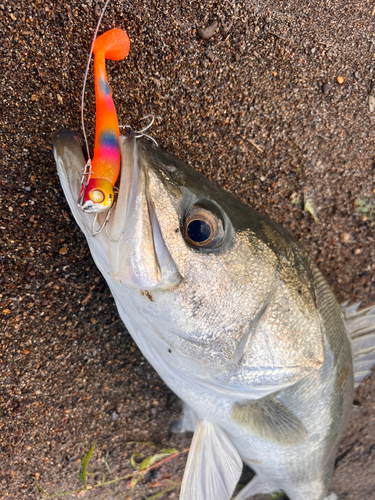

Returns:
183,205,224,249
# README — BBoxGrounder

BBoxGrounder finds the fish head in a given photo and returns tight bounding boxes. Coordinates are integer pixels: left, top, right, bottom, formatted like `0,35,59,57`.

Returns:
53,129,325,399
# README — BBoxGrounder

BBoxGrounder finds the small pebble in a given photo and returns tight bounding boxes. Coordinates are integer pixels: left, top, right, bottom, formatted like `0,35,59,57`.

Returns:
322,83,330,95
25,186,31,192
197,20,218,40
369,96,375,114
234,52,241,62
205,51,215,62
57,94,63,104
340,232,352,244
354,248,362,255
134,365,143,375
94,3,102,16
260,176,266,182
59,246,68,255
337,76,345,84
112,412,118,421
290,192,299,201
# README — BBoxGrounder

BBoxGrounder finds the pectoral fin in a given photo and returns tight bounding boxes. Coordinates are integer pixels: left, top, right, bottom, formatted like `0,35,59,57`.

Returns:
232,398,307,446
180,419,243,500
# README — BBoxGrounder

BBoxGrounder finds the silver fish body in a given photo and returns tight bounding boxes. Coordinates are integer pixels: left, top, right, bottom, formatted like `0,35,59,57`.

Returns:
53,130,374,500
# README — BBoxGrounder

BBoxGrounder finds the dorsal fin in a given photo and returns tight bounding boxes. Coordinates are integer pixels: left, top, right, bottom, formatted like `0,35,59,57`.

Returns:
232,398,307,446
180,419,242,500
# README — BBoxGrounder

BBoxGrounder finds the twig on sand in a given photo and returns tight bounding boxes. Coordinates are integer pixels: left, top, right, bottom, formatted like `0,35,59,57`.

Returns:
248,139,264,154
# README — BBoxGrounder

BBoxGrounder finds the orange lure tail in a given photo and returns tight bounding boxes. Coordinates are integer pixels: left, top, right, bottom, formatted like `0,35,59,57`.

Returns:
80,29,130,213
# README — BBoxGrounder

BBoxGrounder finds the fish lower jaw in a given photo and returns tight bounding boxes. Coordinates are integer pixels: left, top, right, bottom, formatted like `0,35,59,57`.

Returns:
110,270,160,289
110,271,181,292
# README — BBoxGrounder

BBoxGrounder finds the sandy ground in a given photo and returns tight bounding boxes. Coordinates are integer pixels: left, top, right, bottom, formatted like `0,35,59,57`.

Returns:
1,1,375,499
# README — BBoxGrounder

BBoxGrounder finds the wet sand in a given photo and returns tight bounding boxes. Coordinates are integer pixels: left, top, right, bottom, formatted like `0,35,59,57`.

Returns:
1,1,375,498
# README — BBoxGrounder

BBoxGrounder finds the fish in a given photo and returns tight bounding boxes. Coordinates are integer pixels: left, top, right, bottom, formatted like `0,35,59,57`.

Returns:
53,129,375,500
52,23,375,500
78,28,130,214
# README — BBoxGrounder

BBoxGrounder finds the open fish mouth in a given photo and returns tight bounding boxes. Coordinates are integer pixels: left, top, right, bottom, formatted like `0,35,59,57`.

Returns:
52,129,181,290
53,128,326,394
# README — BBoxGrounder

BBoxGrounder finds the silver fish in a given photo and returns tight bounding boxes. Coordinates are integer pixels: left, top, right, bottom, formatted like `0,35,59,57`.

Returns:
53,129,375,500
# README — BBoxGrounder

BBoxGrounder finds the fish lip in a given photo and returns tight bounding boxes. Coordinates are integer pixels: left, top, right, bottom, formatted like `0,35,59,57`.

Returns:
105,132,139,239
106,133,181,289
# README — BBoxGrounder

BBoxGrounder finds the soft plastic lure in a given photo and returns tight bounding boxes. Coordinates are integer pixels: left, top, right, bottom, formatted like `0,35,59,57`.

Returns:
79,28,130,213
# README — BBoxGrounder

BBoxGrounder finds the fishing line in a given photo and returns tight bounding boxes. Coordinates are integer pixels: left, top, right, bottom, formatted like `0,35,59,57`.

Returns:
81,0,112,162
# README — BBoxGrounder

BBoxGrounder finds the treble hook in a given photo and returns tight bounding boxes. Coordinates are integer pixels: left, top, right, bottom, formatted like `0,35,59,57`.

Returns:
134,114,155,135
120,114,158,147
91,203,115,236
105,223,124,242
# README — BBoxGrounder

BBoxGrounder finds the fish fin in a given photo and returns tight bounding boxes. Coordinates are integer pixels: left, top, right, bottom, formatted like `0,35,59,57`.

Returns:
170,401,197,433
233,474,275,500
342,302,375,387
232,398,307,446
180,419,243,500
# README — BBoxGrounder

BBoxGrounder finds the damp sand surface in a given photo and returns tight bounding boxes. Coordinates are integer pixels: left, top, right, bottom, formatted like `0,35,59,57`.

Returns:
1,1,375,499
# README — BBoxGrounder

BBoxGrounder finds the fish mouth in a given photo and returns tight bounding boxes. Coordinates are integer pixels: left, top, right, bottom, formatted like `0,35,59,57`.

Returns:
53,129,181,290
105,132,181,289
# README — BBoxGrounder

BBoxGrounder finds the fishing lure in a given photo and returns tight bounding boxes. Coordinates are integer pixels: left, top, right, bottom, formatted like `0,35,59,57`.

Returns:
78,28,130,214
